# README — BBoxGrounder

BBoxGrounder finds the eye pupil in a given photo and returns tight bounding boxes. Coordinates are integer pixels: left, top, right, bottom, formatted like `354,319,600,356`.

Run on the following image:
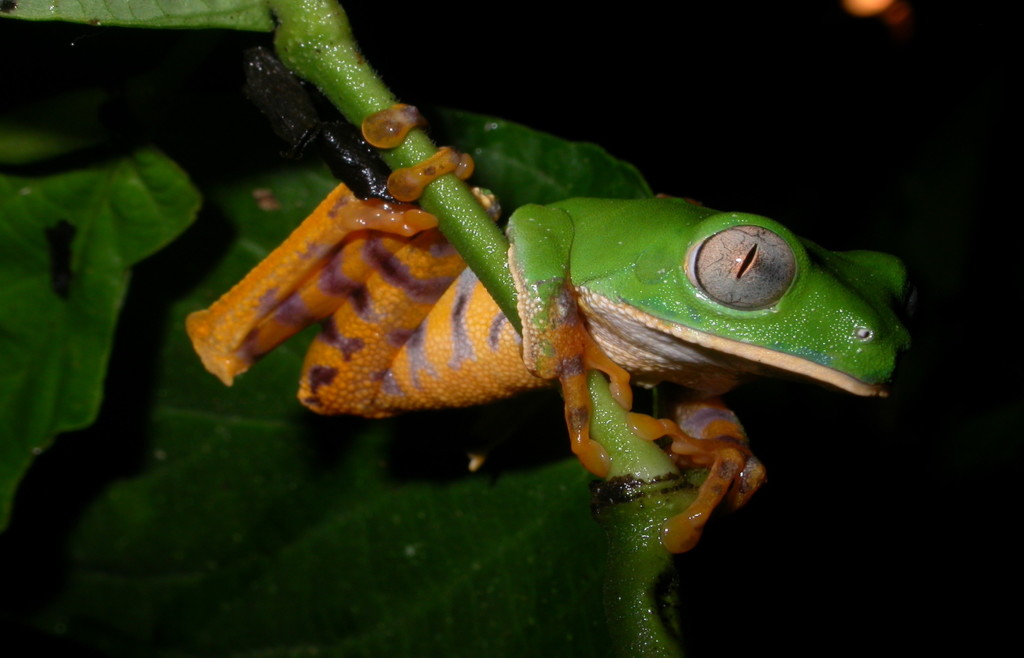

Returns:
689,225,796,310
736,244,758,279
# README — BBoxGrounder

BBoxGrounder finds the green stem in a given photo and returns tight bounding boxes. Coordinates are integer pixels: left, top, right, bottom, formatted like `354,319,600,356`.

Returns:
588,373,694,657
267,0,519,330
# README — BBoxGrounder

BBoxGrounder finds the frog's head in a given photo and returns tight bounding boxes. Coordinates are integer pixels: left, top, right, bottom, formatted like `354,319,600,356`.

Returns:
577,204,913,396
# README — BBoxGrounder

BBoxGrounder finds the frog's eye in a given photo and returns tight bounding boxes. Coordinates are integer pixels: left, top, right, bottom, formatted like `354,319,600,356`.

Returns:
688,225,796,310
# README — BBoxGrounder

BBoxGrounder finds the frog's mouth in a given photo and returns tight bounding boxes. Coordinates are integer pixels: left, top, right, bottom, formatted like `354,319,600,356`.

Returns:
578,289,889,398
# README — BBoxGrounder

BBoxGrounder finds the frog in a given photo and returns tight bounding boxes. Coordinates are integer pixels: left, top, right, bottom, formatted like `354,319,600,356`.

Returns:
187,108,912,554
508,198,911,549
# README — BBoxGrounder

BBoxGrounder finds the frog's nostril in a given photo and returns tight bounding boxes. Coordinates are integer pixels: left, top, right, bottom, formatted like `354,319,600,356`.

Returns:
854,327,875,341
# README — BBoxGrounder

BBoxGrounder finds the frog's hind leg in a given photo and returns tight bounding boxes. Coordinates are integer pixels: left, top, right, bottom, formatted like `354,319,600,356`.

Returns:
629,396,766,553
186,183,438,385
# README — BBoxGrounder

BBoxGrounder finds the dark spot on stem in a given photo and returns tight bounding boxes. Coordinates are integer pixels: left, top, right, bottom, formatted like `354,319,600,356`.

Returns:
590,473,689,513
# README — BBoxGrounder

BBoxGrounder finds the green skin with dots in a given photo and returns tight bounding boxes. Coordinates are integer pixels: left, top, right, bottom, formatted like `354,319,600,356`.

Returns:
508,196,911,396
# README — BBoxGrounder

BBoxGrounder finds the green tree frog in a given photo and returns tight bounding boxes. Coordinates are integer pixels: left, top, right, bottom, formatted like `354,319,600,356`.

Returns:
188,121,911,553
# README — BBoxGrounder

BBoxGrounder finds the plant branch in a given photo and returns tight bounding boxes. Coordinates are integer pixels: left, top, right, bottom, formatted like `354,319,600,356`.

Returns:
267,0,519,329
589,372,693,657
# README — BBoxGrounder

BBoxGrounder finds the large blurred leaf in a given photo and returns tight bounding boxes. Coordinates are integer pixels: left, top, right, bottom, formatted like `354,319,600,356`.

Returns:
0,148,200,528
1,0,273,31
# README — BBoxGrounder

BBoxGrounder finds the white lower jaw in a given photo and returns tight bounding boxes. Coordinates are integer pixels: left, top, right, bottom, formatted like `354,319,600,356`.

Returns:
578,289,888,398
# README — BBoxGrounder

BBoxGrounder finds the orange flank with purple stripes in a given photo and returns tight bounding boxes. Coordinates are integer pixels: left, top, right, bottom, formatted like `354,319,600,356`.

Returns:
299,239,546,417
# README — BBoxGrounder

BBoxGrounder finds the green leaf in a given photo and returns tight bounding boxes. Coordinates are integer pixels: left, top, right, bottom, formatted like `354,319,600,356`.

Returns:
0,148,200,529
0,0,274,31
434,109,653,209
38,406,611,656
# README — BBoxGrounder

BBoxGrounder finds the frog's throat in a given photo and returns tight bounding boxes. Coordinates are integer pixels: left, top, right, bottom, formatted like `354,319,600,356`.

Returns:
578,289,888,398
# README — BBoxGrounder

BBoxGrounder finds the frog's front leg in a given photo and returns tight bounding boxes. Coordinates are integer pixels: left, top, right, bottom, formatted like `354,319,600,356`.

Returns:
514,278,633,478
630,396,766,553
509,206,632,478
